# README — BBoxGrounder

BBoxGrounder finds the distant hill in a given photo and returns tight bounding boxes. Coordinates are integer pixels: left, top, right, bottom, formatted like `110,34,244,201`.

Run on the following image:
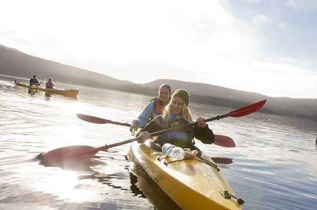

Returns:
143,79,265,102
143,79,317,121
0,44,133,89
1,44,317,121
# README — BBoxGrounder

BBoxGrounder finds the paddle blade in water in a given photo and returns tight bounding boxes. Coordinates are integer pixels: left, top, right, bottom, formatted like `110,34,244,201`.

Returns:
211,157,233,164
214,135,236,147
38,145,98,169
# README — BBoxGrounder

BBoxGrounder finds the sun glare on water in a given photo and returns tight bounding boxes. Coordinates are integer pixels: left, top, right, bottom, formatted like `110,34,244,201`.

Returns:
34,170,99,202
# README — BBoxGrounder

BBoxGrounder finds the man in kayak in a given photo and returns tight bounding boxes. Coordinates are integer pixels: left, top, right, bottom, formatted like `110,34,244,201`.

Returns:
45,78,55,89
130,84,172,133
139,89,215,156
29,75,40,86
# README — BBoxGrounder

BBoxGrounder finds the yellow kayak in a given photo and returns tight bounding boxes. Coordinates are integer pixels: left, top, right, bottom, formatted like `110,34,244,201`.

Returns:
128,141,243,210
14,81,79,98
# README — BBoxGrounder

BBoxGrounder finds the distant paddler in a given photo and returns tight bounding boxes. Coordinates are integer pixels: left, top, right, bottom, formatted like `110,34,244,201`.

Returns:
45,78,56,89
29,75,40,86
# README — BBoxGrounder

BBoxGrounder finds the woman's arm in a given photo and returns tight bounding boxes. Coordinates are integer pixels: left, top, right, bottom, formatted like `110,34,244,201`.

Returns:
138,116,163,142
130,101,155,133
136,101,155,128
193,117,215,144
194,125,215,144
141,115,163,133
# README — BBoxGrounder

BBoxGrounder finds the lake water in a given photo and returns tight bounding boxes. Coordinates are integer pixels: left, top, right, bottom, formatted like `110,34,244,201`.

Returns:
1,75,317,210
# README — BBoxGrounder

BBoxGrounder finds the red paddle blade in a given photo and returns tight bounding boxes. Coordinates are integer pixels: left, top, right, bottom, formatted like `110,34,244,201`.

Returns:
226,100,266,118
214,135,236,147
39,145,98,169
77,114,109,124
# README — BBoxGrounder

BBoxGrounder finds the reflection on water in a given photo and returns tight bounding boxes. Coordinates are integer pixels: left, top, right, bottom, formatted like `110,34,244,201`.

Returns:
128,162,182,210
28,88,39,96
1,75,317,210
44,92,53,100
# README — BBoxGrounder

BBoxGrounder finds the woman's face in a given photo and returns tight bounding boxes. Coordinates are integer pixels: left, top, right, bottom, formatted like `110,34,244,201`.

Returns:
171,96,184,115
159,87,171,103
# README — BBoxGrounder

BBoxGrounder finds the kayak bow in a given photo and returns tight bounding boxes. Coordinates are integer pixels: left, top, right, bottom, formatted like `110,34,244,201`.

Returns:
128,141,243,210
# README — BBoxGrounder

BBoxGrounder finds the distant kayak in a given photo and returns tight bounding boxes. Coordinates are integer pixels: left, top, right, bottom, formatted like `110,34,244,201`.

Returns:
14,81,79,98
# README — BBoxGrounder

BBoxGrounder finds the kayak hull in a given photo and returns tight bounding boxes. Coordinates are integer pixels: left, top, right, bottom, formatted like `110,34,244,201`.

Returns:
14,81,79,98
128,141,242,210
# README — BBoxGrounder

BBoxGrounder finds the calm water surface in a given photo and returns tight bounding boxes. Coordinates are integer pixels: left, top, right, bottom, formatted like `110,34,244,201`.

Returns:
0,76,317,210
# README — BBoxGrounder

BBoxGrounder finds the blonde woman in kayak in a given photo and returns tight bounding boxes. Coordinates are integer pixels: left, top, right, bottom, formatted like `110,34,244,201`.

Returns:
139,89,215,156
130,84,172,133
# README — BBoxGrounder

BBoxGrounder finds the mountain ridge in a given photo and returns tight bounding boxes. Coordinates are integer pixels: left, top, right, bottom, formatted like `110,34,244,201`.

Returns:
143,79,317,121
1,44,316,121
0,44,133,89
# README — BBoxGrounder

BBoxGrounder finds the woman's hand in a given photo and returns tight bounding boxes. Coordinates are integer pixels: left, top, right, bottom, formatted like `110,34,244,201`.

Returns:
139,131,151,140
130,122,139,133
196,117,206,128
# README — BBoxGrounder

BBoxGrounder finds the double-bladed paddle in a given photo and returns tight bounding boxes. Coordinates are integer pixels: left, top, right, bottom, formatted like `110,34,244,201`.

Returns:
38,100,266,168
77,114,236,148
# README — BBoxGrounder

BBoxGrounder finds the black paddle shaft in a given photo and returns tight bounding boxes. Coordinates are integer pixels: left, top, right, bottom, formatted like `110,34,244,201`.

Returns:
103,115,223,150
103,100,266,150
147,114,225,138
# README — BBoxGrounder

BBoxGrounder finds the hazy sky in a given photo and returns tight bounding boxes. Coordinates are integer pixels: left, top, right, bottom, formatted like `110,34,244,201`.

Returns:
1,0,317,98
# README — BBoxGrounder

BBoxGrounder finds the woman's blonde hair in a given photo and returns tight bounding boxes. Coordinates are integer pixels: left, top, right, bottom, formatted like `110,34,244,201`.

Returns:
162,99,193,122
